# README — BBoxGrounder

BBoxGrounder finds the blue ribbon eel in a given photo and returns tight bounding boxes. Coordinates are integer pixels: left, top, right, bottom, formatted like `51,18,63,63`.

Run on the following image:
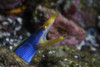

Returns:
14,27,45,63
14,13,57,63
14,13,66,63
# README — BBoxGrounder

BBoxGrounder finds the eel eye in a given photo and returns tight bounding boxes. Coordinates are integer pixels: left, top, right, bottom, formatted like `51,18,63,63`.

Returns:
42,26,47,29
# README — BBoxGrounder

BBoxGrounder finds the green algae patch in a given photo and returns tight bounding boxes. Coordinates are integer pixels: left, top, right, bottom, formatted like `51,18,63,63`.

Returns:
0,45,100,67
0,47,28,67
31,45,100,67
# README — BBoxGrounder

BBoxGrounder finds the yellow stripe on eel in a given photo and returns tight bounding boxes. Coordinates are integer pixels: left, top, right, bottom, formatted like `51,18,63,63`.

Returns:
42,13,57,29
40,13,57,43
40,36,66,46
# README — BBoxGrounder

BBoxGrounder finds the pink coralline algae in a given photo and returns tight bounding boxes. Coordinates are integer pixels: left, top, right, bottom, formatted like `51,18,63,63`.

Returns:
47,13,86,45
64,3,77,15
62,0,97,29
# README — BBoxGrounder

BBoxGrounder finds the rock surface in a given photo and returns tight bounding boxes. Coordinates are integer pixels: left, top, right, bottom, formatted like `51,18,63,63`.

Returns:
1,45,100,67
0,47,28,67
31,45,100,67
0,45,100,67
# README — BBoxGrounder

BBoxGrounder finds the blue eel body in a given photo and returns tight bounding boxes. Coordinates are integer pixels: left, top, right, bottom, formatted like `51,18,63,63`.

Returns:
14,28,44,63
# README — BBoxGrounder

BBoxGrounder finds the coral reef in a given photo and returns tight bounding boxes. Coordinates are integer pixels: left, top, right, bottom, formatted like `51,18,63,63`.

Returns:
0,45,100,67
0,0,100,66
